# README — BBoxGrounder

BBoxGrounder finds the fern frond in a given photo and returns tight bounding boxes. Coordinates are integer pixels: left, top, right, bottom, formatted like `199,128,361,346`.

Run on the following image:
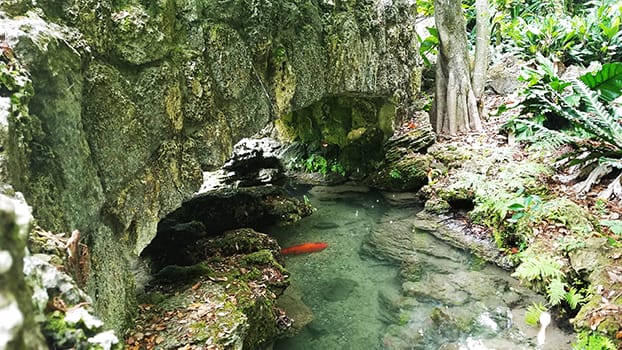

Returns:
547,277,567,305
575,331,617,350
565,287,584,309
544,93,620,149
512,255,564,281
599,157,622,169
525,303,547,326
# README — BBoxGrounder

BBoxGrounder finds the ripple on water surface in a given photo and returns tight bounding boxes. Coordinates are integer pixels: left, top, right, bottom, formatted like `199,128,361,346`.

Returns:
268,188,574,350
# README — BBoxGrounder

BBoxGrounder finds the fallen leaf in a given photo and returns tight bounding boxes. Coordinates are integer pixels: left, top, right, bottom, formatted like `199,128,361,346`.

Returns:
589,314,605,330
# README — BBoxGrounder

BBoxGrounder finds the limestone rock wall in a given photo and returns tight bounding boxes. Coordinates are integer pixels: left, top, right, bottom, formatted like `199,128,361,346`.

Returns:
0,193,47,350
0,0,421,332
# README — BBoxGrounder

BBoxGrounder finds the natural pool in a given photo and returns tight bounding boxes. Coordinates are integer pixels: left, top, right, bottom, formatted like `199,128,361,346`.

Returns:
267,186,574,350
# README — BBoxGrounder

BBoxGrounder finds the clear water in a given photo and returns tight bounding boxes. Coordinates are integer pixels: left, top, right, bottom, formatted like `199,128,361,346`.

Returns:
268,188,574,350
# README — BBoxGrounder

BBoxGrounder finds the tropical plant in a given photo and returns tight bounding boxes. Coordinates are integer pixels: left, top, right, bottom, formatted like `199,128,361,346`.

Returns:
417,27,439,68
301,154,346,176
504,58,622,201
470,187,550,250
524,302,547,326
579,62,622,103
501,54,571,140
492,0,622,65
512,253,586,309
569,0,622,64
573,330,617,350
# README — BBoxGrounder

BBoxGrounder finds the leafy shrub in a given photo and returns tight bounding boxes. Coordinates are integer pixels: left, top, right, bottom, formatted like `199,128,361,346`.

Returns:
512,252,586,309
493,0,622,65
573,330,617,350
569,0,622,64
301,154,345,176
503,57,622,200
417,27,439,68
469,188,550,250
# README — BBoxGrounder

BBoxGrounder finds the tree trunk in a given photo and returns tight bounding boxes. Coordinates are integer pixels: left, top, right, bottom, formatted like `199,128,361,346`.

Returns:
433,0,483,135
472,0,490,100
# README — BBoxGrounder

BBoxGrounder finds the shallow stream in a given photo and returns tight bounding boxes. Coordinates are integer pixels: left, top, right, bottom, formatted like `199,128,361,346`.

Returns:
267,186,574,350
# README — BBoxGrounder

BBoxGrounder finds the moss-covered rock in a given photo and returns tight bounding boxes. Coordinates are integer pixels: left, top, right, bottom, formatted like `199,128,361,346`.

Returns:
568,238,622,337
131,228,290,350
143,186,313,268
0,193,47,349
1,0,421,339
365,125,436,192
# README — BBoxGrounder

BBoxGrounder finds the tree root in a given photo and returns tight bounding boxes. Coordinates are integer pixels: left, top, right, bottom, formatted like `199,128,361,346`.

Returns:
572,163,612,197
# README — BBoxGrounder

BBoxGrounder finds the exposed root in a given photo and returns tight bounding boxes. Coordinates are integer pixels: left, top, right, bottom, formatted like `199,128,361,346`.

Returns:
572,163,612,197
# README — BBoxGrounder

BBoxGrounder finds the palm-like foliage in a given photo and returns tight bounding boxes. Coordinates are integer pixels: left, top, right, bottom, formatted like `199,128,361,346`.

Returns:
542,80,622,150
507,61,622,200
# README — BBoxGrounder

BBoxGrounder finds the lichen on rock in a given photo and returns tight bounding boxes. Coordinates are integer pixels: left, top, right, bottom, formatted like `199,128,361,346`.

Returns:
1,0,423,344
0,193,46,350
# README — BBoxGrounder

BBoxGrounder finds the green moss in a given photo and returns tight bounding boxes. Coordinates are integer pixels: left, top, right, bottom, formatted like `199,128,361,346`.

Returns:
424,197,451,214
154,262,213,284
277,95,395,174
428,144,471,168
42,311,89,349
370,153,432,192
189,321,211,342
378,101,396,137
438,187,475,203
242,249,278,267
538,198,597,235
240,294,278,350
211,229,268,255
139,291,167,305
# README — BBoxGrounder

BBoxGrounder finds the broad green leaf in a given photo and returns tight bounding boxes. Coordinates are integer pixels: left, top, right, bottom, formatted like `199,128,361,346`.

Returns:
507,203,525,211
580,62,622,102
601,220,622,235
525,303,547,326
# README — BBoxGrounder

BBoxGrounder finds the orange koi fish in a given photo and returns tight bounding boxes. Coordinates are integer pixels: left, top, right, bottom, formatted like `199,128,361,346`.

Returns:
280,242,328,255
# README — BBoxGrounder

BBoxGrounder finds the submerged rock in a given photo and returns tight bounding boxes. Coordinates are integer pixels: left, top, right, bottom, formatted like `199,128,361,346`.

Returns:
276,286,314,335
321,277,359,302
380,191,421,207
308,184,370,201
360,205,574,349
414,211,512,269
